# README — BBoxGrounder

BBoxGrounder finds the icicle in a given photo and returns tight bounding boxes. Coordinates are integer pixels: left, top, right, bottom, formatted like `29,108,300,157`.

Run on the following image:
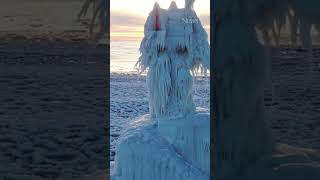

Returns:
147,53,171,118
135,2,167,74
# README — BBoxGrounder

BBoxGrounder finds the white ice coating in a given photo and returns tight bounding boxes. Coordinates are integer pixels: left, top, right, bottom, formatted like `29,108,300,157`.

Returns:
136,1,209,118
111,0,210,179
213,0,320,179
112,109,210,180
157,108,210,174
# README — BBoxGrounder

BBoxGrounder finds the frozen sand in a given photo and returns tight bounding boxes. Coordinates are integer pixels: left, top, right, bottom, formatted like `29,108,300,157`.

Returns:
0,0,109,179
0,34,108,179
224,46,320,179
267,46,320,150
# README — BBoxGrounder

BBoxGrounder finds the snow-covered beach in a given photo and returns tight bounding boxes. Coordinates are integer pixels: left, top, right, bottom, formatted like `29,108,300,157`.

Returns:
0,0,110,178
0,33,108,180
267,46,320,150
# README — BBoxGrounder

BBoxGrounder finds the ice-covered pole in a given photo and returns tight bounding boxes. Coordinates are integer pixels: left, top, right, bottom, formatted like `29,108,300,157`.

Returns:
185,0,195,9
154,3,161,31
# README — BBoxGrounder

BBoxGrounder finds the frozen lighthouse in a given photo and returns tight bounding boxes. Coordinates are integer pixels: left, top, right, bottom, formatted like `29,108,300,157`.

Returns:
111,0,210,179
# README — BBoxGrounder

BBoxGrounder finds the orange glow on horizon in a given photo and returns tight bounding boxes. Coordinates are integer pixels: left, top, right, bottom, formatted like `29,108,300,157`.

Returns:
111,0,210,40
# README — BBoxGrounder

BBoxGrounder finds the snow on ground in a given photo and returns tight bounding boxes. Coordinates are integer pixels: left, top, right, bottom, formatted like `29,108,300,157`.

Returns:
110,73,210,161
266,46,320,150
0,34,108,179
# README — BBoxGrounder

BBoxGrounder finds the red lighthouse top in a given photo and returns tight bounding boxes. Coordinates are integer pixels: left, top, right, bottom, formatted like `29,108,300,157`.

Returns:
154,7,161,31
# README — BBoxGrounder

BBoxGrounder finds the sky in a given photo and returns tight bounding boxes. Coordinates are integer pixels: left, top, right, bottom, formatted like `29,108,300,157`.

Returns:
111,0,210,41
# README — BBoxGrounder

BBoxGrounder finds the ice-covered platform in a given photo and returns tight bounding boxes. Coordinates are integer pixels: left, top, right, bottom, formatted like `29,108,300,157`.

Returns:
111,109,210,180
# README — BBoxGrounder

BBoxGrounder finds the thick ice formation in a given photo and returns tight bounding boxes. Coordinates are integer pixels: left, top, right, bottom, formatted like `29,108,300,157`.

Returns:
158,108,210,174
112,112,209,180
136,1,209,119
111,0,210,179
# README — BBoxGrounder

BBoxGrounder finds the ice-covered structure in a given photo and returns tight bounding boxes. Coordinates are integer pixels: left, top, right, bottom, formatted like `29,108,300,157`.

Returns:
111,0,210,179
213,0,320,179
136,1,209,119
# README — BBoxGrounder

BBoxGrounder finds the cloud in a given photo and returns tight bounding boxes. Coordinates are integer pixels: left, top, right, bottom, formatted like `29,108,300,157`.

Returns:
111,10,146,27
111,11,210,40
